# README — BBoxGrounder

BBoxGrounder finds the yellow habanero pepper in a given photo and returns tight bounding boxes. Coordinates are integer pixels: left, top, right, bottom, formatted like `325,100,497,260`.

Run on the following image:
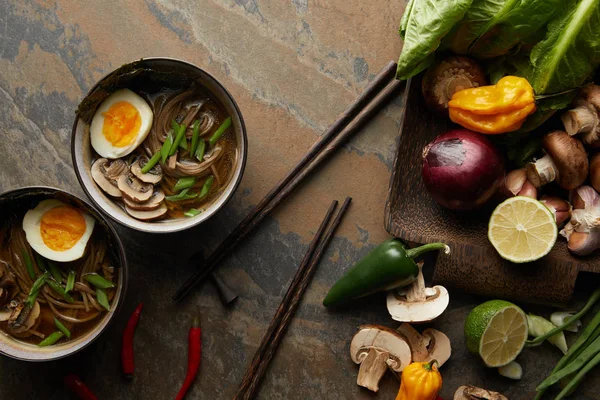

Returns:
448,76,536,134
395,360,442,400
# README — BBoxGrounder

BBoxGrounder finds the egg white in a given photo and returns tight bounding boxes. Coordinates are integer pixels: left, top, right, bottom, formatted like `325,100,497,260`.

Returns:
90,88,153,159
23,199,96,262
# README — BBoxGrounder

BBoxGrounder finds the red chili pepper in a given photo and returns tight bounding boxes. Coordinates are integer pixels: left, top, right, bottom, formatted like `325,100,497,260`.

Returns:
175,315,202,400
64,374,98,400
121,302,144,379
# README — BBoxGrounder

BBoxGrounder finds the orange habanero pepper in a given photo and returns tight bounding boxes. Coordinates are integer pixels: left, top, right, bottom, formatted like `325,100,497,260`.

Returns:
395,360,442,400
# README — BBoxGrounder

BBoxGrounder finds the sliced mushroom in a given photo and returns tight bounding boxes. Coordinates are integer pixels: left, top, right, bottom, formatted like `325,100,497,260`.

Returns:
387,263,449,323
131,156,163,184
125,202,168,221
350,325,412,392
7,300,40,334
454,385,508,400
117,173,153,202
396,323,452,367
0,307,11,322
123,189,165,211
91,158,128,197
526,131,588,190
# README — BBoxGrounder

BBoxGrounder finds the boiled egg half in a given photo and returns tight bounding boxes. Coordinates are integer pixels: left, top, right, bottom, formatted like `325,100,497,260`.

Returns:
90,88,153,159
23,200,95,262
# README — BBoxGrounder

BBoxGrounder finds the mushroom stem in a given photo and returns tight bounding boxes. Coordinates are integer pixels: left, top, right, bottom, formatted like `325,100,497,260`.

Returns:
405,243,450,259
527,154,558,187
405,263,427,302
356,348,389,392
562,104,598,136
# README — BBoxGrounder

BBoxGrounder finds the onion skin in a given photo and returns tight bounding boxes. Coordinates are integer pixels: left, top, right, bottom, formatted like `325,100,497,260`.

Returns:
422,129,504,210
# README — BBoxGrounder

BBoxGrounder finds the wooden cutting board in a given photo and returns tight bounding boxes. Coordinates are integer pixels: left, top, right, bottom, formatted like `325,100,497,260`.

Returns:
384,75,600,304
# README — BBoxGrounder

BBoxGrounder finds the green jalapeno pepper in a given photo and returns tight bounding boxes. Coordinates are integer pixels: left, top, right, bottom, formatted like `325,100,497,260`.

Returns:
323,239,449,307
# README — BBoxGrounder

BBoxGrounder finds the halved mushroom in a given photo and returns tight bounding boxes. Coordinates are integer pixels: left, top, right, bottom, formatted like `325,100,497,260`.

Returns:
396,323,452,367
125,202,168,221
454,385,508,400
350,325,412,392
123,189,165,211
387,263,449,323
118,173,154,202
91,158,128,197
131,156,163,184
7,300,40,334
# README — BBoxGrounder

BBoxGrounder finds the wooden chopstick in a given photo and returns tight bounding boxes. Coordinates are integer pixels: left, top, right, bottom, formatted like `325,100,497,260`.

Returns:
234,197,352,400
173,61,401,302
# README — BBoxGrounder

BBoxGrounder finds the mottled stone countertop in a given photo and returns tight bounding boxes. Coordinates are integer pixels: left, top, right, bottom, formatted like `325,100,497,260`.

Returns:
0,1,599,399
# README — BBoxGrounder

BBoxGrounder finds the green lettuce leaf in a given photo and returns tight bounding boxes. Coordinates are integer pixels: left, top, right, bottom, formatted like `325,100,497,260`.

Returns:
443,0,560,58
396,0,472,80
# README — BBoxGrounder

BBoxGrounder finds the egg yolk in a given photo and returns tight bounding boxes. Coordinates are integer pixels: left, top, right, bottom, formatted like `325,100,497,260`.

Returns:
102,101,141,147
40,206,86,251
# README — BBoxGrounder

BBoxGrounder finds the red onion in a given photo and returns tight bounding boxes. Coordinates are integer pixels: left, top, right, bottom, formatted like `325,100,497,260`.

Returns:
422,129,504,210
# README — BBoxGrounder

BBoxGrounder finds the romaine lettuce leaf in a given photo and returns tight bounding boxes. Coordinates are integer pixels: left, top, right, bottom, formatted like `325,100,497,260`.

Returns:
396,0,472,80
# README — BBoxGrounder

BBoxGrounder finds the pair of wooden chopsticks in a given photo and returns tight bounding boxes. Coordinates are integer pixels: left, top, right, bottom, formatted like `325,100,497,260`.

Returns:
233,197,352,400
173,60,403,302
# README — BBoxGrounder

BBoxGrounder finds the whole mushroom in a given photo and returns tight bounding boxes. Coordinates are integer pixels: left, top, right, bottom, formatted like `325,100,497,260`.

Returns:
526,131,588,190
350,325,412,392
561,85,600,144
422,56,487,114
386,262,449,323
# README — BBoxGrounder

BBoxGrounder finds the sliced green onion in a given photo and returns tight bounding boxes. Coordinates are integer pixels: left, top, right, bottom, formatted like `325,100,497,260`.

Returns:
45,278,74,303
170,122,187,156
96,289,110,311
199,176,215,199
65,270,75,293
165,188,199,202
26,271,50,306
160,132,174,163
83,273,115,289
22,250,35,280
195,140,206,162
34,253,47,272
178,135,188,150
47,260,63,283
209,116,232,146
142,151,161,173
173,177,196,192
54,317,71,339
184,209,202,218
38,331,64,347
190,119,201,156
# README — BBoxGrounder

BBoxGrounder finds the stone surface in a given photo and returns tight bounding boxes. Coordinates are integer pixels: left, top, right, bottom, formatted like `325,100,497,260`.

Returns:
0,1,599,399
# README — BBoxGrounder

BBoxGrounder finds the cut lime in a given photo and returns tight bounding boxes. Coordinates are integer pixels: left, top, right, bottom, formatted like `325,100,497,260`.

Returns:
465,300,528,368
488,196,557,263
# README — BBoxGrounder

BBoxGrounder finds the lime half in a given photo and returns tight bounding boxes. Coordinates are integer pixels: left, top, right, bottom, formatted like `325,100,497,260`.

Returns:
488,196,557,263
465,300,528,368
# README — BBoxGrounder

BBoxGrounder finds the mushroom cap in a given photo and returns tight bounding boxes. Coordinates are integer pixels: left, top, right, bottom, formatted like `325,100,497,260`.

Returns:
91,158,127,197
123,189,165,211
422,56,487,114
125,202,168,221
396,323,431,362
117,173,154,202
543,131,588,190
387,286,450,323
131,156,163,184
350,325,412,372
